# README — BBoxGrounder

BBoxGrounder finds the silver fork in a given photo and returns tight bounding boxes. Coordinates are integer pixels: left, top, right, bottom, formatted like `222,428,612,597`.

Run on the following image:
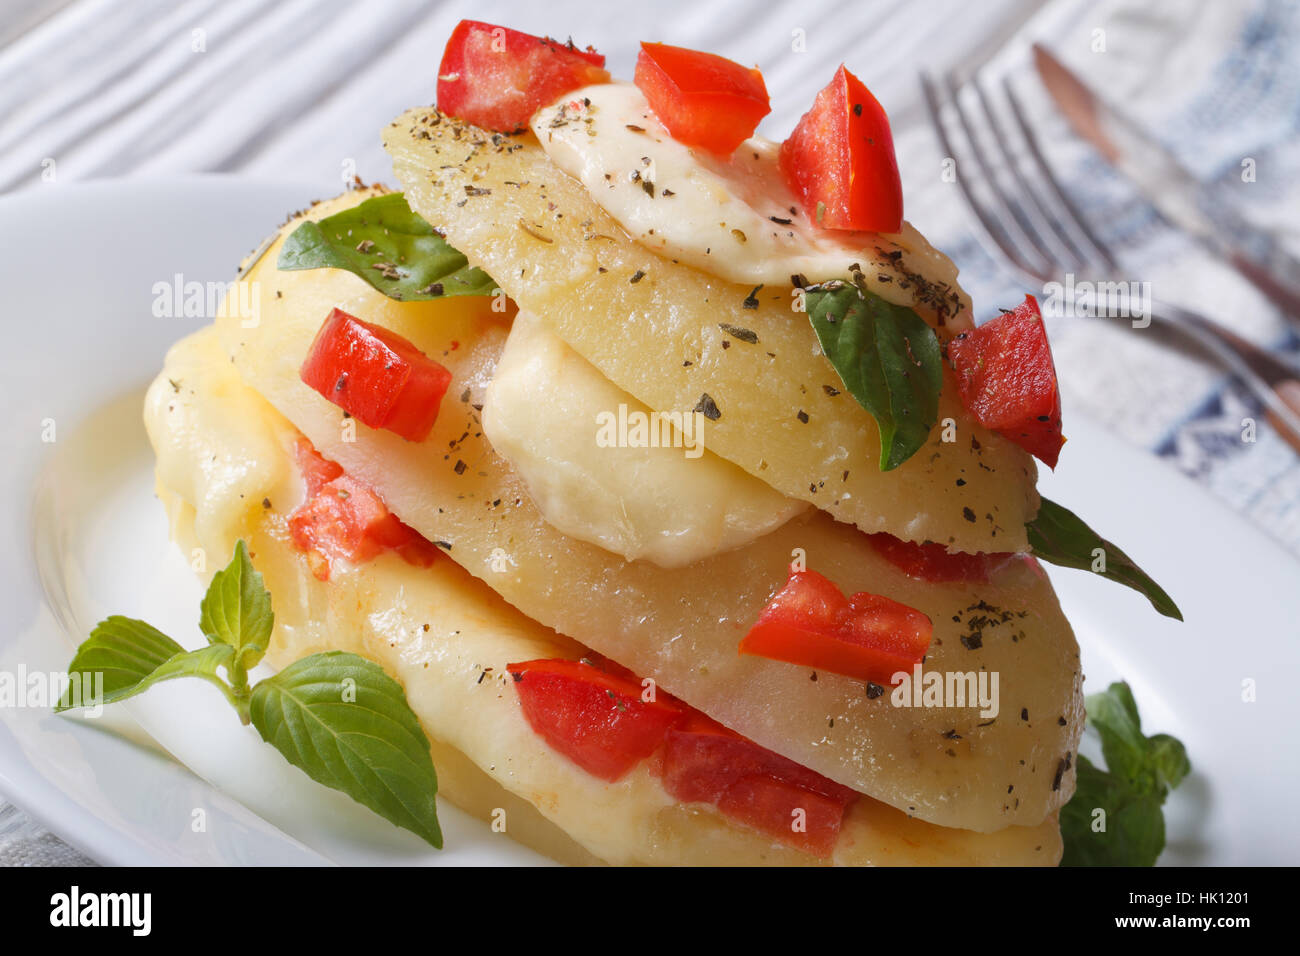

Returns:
920,71,1300,453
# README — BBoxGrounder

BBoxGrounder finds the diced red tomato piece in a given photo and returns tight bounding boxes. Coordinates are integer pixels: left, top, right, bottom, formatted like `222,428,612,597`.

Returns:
436,20,610,132
633,42,770,157
656,718,767,804
289,475,389,567
294,437,343,496
1020,553,1048,580
948,294,1065,468
578,651,656,689
299,308,452,443
507,656,859,857
506,658,686,782
779,65,902,233
739,567,932,685
658,716,857,856
391,536,441,570
717,775,852,858
867,532,1017,584
658,715,855,803
288,439,439,581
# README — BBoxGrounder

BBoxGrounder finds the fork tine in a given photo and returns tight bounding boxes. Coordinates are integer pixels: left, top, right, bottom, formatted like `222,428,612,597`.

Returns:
942,72,1056,279
970,76,1086,273
927,73,1300,446
1002,77,1119,272
919,72,1045,289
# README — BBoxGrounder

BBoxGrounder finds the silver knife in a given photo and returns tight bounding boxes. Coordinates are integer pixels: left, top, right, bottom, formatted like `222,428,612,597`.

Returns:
1032,43,1300,320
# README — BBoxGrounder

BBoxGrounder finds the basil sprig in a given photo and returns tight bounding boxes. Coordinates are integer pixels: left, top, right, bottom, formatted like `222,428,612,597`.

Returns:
1061,681,1190,866
251,652,442,848
278,191,495,301
57,541,442,848
805,280,943,471
199,537,273,668
1028,497,1182,621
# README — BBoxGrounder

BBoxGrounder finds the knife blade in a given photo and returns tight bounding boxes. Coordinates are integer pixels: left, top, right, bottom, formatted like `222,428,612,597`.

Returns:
1032,42,1300,318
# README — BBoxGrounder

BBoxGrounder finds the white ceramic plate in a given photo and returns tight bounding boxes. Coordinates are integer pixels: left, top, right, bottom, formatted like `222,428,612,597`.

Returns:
2,178,1297,865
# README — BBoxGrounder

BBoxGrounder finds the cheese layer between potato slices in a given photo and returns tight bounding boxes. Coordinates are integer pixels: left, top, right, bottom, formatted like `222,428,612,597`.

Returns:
208,190,1082,833
144,324,1061,865
383,108,1040,555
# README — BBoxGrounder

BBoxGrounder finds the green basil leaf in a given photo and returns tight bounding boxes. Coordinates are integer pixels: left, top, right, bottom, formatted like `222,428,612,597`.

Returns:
58,619,235,711
1146,733,1192,793
199,539,273,669
249,651,442,848
126,644,238,700
277,191,496,301
56,616,185,710
1060,755,1167,867
1027,497,1183,621
1086,679,1150,785
1061,682,1191,866
805,281,943,470
1088,682,1190,798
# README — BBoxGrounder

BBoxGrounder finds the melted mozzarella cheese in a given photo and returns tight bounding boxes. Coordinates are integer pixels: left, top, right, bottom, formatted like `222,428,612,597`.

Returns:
531,83,971,329
143,326,297,556
482,310,808,567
